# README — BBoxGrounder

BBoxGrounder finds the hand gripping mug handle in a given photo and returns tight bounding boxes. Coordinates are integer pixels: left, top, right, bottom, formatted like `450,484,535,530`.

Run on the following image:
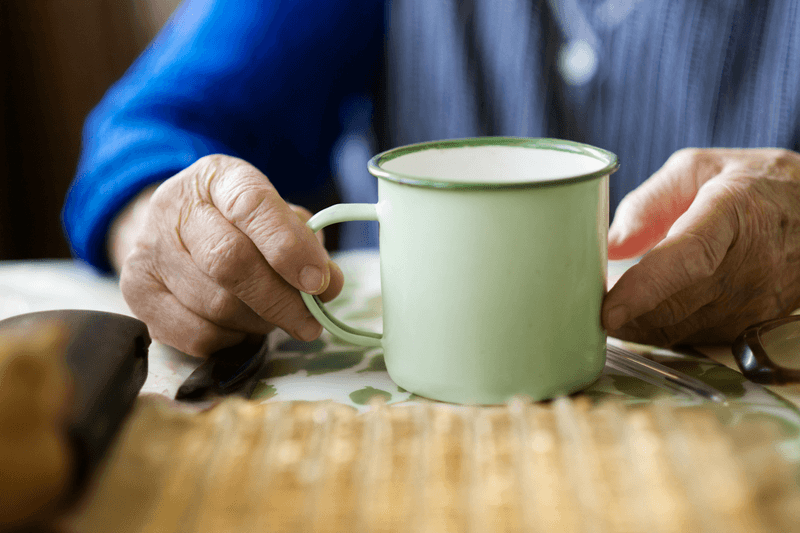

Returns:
300,203,382,347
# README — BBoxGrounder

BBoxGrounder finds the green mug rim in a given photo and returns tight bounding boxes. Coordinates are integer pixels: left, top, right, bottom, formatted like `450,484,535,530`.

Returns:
367,137,619,190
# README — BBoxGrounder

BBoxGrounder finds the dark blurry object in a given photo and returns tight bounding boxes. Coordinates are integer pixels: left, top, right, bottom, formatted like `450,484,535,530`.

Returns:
0,0,180,261
0,310,149,529
176,335,270,401
733,315,800,384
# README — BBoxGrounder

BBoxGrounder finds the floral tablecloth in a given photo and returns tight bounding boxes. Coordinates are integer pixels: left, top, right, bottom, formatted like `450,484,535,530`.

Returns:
146,251,800,458
2,253,798,456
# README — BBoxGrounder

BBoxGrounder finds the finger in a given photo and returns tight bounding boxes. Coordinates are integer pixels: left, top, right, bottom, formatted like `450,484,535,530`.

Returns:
203,157,331,294
288,203,325,247
319,259,345,303
624,275,721,330
608,148,722,259
177,201,324,341
608,323,689,347
609,300,749,347
120,266,247,357
608,300,721,346
603,180,738,331
154,247,274,335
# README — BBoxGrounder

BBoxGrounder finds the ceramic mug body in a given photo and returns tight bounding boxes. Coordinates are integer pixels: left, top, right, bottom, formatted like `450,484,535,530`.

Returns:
302,137,618,404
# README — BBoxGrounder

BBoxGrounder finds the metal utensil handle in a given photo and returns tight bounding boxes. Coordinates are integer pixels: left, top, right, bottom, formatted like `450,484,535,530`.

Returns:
606,344,727,403
604,354,693,399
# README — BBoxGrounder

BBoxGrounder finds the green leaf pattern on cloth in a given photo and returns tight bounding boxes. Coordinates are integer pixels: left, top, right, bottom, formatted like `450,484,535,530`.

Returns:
350,386,392,405
606,374,663,399
250,382,277,400
305,351,364,376
357,353,387,373
276,338,326,353
253,252,800,458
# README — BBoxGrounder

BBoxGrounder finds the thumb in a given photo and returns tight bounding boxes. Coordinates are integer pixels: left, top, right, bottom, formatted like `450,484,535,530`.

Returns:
609,149,718,260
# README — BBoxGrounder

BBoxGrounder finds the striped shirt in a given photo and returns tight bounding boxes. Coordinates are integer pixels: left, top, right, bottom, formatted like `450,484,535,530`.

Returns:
63,0,800,270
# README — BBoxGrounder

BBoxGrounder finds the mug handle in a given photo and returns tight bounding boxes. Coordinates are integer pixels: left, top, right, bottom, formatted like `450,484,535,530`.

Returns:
300,203,383,347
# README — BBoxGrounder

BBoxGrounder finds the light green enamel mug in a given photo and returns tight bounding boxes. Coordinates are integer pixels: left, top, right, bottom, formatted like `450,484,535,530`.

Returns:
301,137,618,404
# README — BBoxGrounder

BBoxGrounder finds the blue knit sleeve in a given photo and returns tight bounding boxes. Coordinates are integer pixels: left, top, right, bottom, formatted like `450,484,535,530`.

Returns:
63,0,384,272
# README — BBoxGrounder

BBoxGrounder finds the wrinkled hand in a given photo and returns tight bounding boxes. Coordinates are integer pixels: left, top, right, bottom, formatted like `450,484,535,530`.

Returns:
603,148,800,346
119,154,344,357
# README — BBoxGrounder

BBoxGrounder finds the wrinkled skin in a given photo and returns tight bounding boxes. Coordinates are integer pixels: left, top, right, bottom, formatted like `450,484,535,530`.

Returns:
603,148,800,346
121,149,800,355
120,154,344,357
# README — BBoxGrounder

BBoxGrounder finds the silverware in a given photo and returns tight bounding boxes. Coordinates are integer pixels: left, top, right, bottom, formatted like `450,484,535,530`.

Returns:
606,343,727,403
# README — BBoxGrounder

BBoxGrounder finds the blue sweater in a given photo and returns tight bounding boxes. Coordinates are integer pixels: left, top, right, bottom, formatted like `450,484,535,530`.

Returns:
64,0,800,272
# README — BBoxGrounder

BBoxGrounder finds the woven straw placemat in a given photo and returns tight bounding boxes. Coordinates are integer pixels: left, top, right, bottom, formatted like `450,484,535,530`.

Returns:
65,395,800,533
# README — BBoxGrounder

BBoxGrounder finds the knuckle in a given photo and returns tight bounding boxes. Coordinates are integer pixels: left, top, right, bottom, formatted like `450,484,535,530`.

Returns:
196,153,227,166
149,180,170,201
203,288,240,321
195,153,236,175
710,171,751,193
669,147,702,168
196,232,249,285
119,274,169,340
223,186,281,231
769,147,798,167
118,267,140,304
669,147,722,186
192,154,244,196
681,233,722,280
119,258,158,305
150,177,186,210
265,226,302,256
213,164,277,224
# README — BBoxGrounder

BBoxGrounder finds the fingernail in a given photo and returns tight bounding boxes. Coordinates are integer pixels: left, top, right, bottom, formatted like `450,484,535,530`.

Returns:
299,265,326,293
298,318,322,341
606,305,631,330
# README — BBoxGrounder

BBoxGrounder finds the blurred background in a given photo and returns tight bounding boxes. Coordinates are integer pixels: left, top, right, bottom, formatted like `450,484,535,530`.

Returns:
0,0,181,261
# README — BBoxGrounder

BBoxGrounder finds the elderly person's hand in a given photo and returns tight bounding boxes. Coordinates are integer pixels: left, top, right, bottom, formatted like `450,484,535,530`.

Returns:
603,148,800,346
111,155,344,357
